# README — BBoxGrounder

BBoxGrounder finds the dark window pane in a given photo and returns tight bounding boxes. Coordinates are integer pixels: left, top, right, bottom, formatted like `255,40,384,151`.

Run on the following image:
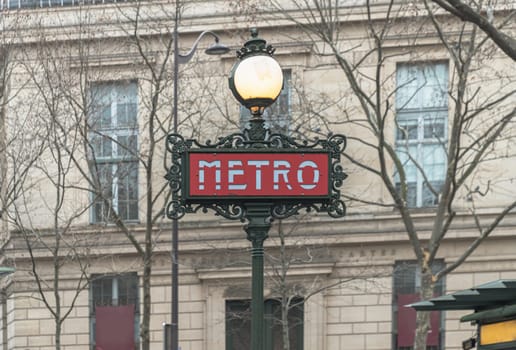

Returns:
128,203,138,221
117,103,137,127
393,261,444,350
424,121,445,139
226,300,251,350
395,182,417,208
396,123,418,141
265,298,303,350
98,165,113,196
89,104,111,131
226,298,303,350
100,105,112,129
93,202,109,224
406,182,417,207
19,0,39,7
116,162,138,221
422,181,443,207
101,137,113,157
117,135,137,158
90,135,113,159
92,164,114,223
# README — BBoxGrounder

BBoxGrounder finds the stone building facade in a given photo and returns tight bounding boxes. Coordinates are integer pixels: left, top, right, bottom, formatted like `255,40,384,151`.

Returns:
0,1,514,350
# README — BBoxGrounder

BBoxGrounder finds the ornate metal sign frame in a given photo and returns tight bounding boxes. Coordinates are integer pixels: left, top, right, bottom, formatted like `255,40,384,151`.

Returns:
165,131,347,222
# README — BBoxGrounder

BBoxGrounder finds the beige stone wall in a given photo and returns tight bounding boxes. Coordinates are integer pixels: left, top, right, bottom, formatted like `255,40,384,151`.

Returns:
4,213,516,349
1,1,515,350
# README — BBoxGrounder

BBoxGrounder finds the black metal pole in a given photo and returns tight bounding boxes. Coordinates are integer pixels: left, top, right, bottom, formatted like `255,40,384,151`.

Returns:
171,1,180,349
169,13,227,349
244,204,271,350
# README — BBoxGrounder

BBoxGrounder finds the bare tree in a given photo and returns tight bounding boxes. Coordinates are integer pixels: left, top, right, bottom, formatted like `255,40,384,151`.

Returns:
259,0,516,348
264,218,384,350
59,3,229,348
5,35,94,350
0,1,233,348
0,14,47,242
0,6,173,348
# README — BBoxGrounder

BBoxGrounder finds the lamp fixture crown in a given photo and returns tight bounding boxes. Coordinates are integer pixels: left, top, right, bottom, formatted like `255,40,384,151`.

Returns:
236,28,276,59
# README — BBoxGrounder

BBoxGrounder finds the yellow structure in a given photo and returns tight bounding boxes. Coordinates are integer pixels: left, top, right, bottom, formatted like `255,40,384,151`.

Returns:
480,320,516,346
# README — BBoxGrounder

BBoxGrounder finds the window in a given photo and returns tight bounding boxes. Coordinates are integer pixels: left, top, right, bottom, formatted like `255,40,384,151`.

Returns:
240,69,291,135
2,0,135,10
90,273,139,350
392,261,444,350
226,298,303,350
395,63,448,207
89,81,138,223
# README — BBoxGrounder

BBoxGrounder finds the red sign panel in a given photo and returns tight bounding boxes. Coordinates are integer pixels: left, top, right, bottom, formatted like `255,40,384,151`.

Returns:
187,152,329,198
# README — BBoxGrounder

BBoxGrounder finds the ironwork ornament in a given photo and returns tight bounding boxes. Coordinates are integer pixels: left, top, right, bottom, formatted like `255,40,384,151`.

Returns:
165,119,347,223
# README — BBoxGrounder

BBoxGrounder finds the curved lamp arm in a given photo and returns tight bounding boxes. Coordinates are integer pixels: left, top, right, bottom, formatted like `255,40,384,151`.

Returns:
0,266,15,277
176,31,228,64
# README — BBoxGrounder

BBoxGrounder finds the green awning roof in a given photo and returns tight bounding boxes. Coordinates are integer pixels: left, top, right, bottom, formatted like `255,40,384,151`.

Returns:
460,303,516,322
409,279,516,319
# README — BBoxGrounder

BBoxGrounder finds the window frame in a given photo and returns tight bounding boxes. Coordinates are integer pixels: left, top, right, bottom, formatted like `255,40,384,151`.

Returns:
392,260,445,350
225,297,304,350
88,80,139,224
2,0,134,10
394,62,449,208
89,273,140,350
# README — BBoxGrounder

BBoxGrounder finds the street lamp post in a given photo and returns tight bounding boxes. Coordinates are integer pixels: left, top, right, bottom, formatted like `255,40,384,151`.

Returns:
227,28,284,350
170,12,229,350
166,28,346,350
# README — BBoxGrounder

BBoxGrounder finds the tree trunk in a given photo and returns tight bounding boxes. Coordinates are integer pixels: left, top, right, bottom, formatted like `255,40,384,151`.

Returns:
281,298,290,350
55,320,61,350
414,267,435,350
141,256,152,350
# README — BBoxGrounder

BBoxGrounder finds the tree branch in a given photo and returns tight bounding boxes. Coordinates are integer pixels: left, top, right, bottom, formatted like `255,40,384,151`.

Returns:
431,0,516,60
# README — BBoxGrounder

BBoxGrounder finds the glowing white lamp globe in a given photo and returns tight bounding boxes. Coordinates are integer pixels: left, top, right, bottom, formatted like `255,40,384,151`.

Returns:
229,29,284,116
233,55,283,115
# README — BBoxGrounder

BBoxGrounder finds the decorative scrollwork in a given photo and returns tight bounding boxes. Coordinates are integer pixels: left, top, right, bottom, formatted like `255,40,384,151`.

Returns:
164,125,348,223
271,203,303,219
166,200,186,220
271,198,346,220
236,28,276,59
165,134,189,197
165,163,182,193
209,203,246,221
331,162,348,192
328,134,347,155
167,128,346,154
325,196,347,218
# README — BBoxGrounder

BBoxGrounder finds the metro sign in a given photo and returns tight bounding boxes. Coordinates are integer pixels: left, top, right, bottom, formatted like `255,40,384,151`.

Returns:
185,151,330,201
165,132,346,220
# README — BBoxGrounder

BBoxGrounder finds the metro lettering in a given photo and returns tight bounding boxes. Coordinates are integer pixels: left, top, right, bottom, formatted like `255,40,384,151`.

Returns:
189,152,329,197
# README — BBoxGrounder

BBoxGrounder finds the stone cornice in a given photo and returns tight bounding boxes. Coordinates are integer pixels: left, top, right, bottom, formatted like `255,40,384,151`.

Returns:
196,262,335,281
